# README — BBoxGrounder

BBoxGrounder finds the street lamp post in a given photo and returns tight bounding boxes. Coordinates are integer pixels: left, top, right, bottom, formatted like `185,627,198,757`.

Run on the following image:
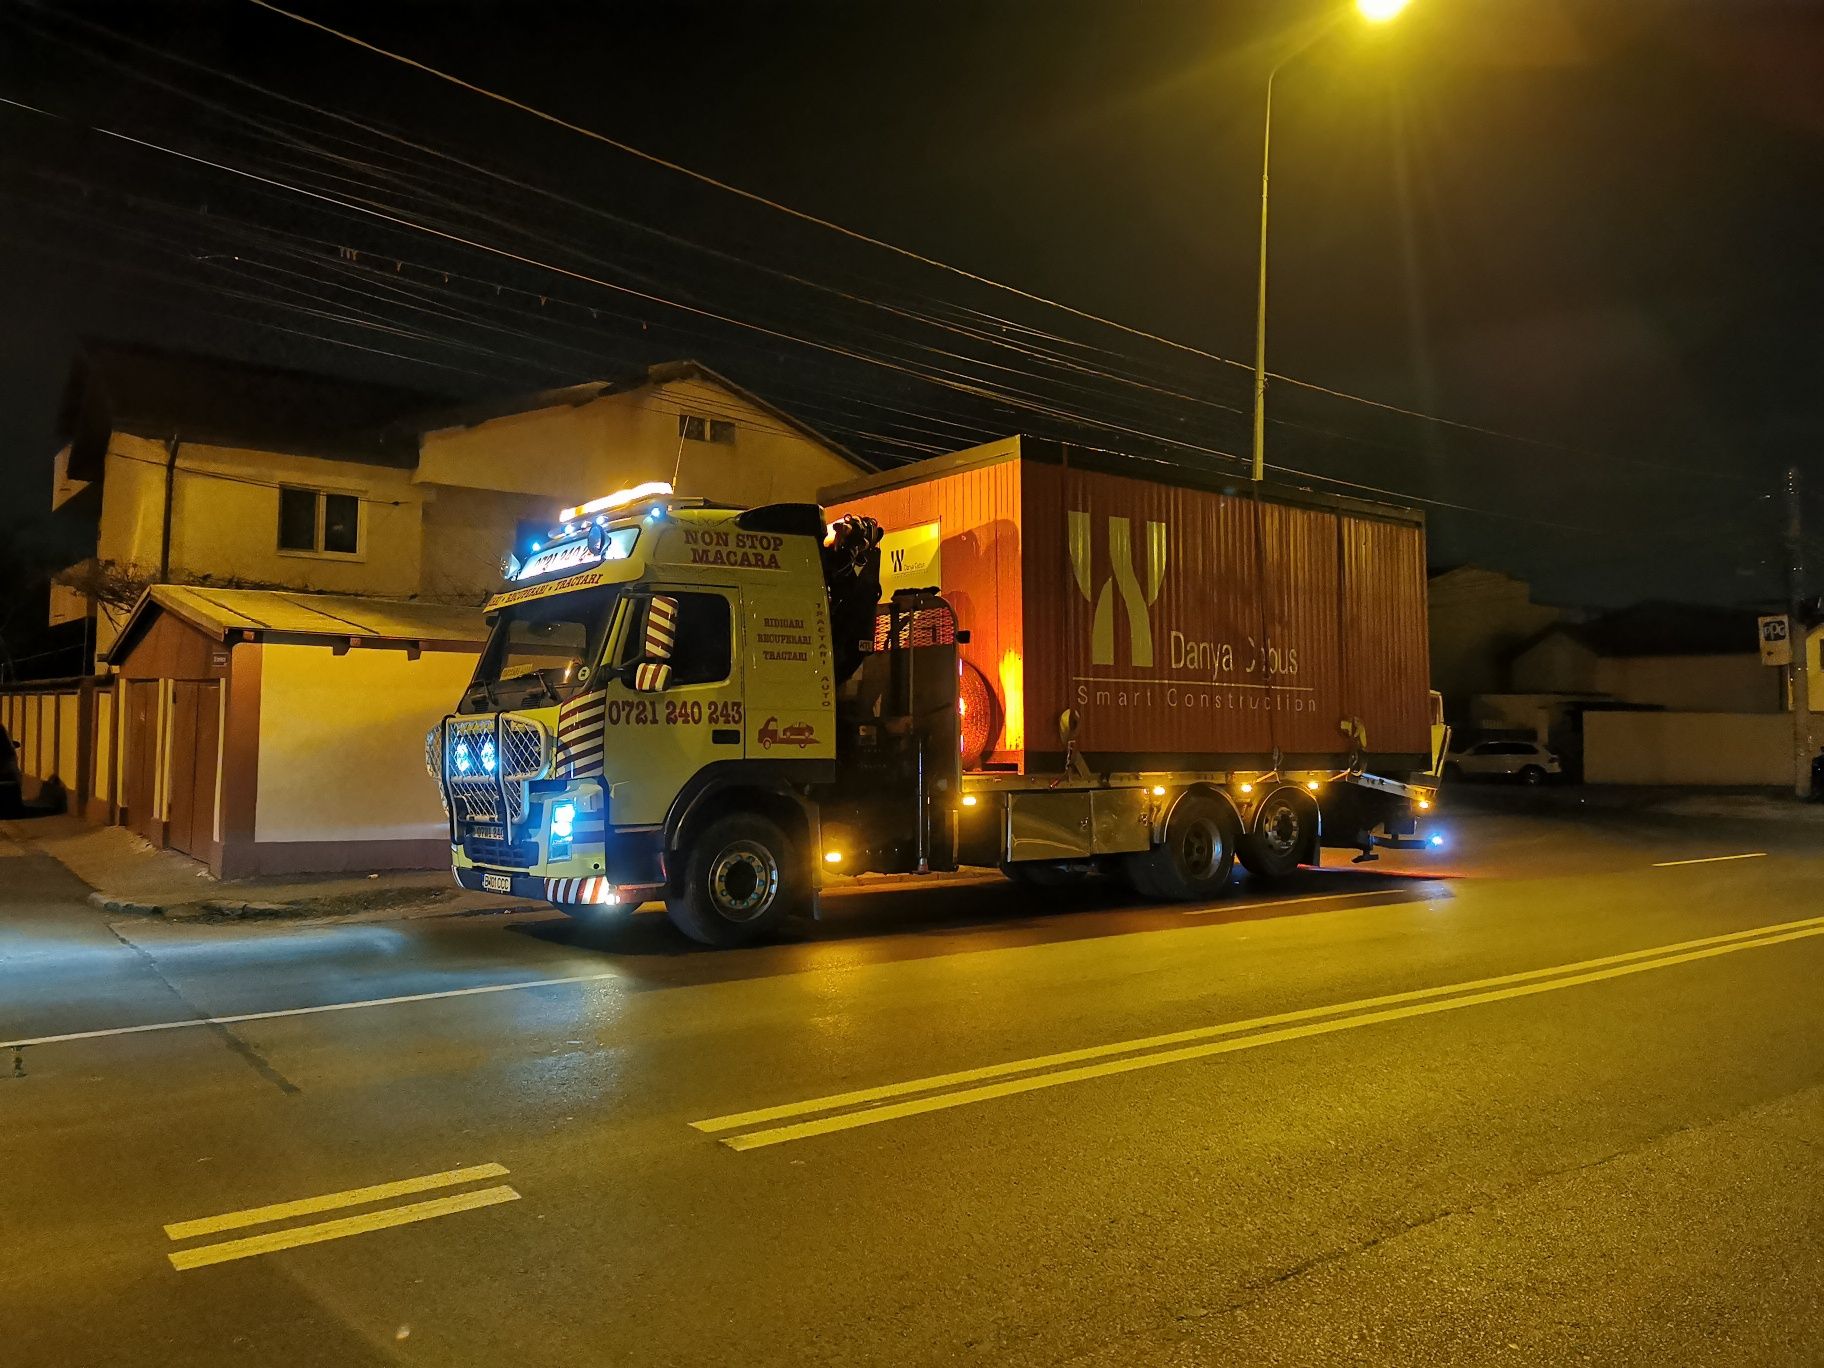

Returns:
1251,0,1412,482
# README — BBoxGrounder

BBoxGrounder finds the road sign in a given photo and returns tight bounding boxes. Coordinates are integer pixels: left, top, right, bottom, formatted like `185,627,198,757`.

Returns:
1758,614,1792,666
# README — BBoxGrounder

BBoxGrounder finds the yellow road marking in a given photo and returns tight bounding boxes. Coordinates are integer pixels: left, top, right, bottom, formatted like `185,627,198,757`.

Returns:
700,914,1824,1150
164,1163,510,1241
1652,852,1767,868
168,1185,520,1270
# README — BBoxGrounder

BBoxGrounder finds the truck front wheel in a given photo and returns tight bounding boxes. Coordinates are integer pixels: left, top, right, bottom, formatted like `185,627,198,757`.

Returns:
1124,795,1237,902
666,813,805,947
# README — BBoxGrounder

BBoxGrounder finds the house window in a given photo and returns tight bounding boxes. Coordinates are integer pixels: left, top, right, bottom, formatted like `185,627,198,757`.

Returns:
677,413,736,445
278,486,362,556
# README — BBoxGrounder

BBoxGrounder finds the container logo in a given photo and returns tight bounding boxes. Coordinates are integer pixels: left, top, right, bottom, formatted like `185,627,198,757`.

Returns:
1068,512,1168,666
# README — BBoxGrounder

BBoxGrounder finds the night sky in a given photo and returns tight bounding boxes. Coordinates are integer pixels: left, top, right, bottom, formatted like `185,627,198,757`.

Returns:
4,0,1823,666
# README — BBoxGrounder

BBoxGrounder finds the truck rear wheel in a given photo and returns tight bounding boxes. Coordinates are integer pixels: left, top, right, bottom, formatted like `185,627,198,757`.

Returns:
666,813,805,947
1238,788,1313,880
1123,794,1237,902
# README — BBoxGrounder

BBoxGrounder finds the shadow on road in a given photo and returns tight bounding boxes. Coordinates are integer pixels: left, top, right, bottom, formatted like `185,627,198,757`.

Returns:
511,865,1446,986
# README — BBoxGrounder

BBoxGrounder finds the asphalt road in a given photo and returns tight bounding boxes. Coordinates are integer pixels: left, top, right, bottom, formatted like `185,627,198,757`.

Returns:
4,789,1821,1367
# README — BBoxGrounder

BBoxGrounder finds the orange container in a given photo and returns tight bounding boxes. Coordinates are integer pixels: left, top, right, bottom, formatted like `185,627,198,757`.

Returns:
824,436,1431,775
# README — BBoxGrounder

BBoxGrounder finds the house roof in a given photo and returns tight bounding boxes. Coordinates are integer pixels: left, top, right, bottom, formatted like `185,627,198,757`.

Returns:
58,341,443,482
418,359,872,471
1517,600,1763,659
107,585,487,664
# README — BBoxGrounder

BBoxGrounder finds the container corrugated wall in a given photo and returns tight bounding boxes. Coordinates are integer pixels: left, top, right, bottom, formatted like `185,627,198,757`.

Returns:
1020,459,1429,768
828,446,1430,773
1339,515,1431,755
826,455,1027,761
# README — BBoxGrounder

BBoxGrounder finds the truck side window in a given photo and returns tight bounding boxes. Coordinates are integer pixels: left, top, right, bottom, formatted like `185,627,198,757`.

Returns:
621,592,732,686
667,594,732,686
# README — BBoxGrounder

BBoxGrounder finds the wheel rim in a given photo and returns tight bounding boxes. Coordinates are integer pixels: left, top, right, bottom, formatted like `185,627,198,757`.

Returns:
1176,817,1223,880
1260,800,1302,857
709,841,778,922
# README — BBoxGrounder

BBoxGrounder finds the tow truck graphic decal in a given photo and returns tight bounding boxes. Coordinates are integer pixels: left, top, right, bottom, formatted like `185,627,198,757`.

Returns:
757,717,817,750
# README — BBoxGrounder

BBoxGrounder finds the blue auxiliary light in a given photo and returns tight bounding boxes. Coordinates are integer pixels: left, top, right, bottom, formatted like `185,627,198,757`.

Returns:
1429,833,1445,848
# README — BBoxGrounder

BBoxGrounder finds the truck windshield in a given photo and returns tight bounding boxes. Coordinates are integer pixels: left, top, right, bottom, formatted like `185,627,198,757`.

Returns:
461,589,621,713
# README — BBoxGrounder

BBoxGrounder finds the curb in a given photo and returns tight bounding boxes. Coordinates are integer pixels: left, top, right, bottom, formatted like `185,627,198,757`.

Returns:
87,888,544,926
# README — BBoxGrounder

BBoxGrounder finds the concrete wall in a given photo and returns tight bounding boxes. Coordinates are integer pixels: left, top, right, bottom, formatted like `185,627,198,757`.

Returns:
416,378,860,508
1584,710,1793,786
254,642,477,850
1596,653,1779,714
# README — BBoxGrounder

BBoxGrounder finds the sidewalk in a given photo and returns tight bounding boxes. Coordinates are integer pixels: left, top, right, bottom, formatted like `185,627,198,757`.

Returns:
0,814,543,923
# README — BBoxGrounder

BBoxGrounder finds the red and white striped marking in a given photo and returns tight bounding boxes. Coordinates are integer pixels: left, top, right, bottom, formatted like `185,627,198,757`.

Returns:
645,595,678,659
545,876,618,906
556,693,606,779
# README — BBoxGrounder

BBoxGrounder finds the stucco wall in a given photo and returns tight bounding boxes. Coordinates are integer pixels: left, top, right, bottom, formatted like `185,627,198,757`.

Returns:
1427,567,1561,705
1584,711,1793,785
419,485,554,603
98,434,427,597
255,643,477,845
1509,633,1601,694
416,378,860,508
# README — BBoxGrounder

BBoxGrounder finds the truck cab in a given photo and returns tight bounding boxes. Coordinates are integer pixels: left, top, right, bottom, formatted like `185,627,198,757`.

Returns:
430,484,943,945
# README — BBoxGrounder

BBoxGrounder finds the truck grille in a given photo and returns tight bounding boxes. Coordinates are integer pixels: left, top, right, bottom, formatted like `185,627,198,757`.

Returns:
461,829,540,867
445,715,551,825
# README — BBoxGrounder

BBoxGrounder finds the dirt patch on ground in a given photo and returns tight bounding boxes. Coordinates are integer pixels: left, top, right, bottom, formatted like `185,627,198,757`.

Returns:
186,886,458,922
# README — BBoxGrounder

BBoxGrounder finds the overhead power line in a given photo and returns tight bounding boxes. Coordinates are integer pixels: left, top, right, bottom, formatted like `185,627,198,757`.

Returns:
7,5,1744,488
240,0,1737,484
243,0,1255,374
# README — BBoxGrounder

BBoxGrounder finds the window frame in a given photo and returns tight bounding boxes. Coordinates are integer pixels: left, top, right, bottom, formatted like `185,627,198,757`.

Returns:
275,484,367,562
616,588,736,689
677,412,737,446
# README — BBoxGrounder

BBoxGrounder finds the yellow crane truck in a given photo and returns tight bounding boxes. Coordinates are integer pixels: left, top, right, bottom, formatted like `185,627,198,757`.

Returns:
428,439,1445,946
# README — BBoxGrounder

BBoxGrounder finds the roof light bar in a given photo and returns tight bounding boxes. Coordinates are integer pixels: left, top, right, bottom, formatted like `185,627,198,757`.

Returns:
558,481,673,525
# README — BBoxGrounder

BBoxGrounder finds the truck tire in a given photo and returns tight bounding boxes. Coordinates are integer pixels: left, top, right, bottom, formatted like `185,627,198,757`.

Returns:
666,813,805,947
1123,794,1237,902
1238,788,1313,881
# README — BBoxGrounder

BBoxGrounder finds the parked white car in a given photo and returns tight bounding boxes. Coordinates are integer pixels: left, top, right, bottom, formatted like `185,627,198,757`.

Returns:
1444,739,1563,785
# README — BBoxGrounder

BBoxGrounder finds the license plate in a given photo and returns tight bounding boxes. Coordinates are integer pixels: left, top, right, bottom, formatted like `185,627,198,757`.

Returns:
470,825,505,842
481,872,512,893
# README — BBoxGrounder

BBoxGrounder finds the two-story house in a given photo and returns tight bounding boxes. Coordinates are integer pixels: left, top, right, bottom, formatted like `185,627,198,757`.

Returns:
15,341,870,876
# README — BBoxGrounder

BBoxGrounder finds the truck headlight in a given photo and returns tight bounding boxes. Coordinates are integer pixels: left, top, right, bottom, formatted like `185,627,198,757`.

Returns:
550,800,576,859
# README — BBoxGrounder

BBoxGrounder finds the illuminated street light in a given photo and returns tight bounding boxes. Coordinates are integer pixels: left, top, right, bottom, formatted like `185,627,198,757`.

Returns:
1252,0,1413,480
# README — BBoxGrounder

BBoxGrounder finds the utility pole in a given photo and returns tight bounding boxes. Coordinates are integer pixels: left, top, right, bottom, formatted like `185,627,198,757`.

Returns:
1785,465,1812,798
